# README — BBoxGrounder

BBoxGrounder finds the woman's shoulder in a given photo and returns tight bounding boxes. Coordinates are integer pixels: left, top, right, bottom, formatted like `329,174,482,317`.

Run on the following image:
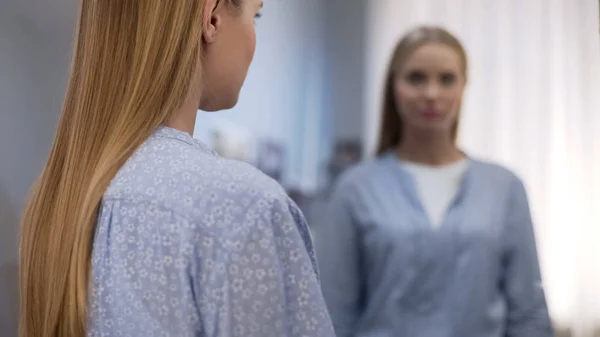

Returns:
327,155,393,200
468,157,527,195
104,132,291,225
469,157,522,181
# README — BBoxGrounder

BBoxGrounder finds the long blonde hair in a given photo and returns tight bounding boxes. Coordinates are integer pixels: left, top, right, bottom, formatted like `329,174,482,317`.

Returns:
19,1,211,336
376,26,468,155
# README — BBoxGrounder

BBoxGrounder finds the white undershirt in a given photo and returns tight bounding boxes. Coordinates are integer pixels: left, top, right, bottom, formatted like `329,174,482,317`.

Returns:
400,159,468,228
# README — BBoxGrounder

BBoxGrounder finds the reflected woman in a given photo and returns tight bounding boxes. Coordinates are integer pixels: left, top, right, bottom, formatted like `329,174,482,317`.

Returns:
19,1,334,336
316,26,553,337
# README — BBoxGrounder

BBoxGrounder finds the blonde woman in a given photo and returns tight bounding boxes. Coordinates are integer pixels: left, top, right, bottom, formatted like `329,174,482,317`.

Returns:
19,1,334,336
316,26,553,337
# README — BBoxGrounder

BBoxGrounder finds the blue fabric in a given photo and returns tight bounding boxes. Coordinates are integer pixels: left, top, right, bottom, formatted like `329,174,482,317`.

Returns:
315,151,553,337
88,126,335,337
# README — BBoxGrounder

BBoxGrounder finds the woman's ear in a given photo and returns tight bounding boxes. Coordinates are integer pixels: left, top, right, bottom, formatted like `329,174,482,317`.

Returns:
202,0,222,44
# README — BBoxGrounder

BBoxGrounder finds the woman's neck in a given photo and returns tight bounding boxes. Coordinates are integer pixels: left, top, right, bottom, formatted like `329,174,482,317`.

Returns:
396,131,464,166
165,108,197,136
165,81,202,136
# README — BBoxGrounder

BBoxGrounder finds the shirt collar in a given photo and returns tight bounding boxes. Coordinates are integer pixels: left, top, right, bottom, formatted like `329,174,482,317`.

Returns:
154,125,217,156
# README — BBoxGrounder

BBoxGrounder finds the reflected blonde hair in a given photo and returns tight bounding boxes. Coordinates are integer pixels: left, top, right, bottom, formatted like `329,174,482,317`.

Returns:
376,26,468,155
18,1,215,336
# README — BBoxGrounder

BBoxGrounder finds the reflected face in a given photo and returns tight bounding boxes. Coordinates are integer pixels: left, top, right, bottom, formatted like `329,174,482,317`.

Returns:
199,0,263,111
394,43,465,135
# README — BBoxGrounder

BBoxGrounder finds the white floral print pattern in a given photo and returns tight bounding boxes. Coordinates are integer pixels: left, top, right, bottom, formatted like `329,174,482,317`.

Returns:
87,126,335,337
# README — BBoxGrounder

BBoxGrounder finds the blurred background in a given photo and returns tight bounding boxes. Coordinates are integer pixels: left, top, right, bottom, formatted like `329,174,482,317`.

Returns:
1,0,599,336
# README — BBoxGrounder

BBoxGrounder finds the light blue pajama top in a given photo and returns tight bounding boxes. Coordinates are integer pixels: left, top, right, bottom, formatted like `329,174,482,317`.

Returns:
87,126,335,337
315,151,554,337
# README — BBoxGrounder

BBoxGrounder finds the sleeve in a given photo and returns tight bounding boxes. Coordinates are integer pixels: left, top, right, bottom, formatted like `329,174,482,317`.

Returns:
195,194,335,337
313,182,364,337
502,177,554,337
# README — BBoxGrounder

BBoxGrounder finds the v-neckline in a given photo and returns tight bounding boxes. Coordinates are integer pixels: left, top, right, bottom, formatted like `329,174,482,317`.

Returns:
381,151,475,231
